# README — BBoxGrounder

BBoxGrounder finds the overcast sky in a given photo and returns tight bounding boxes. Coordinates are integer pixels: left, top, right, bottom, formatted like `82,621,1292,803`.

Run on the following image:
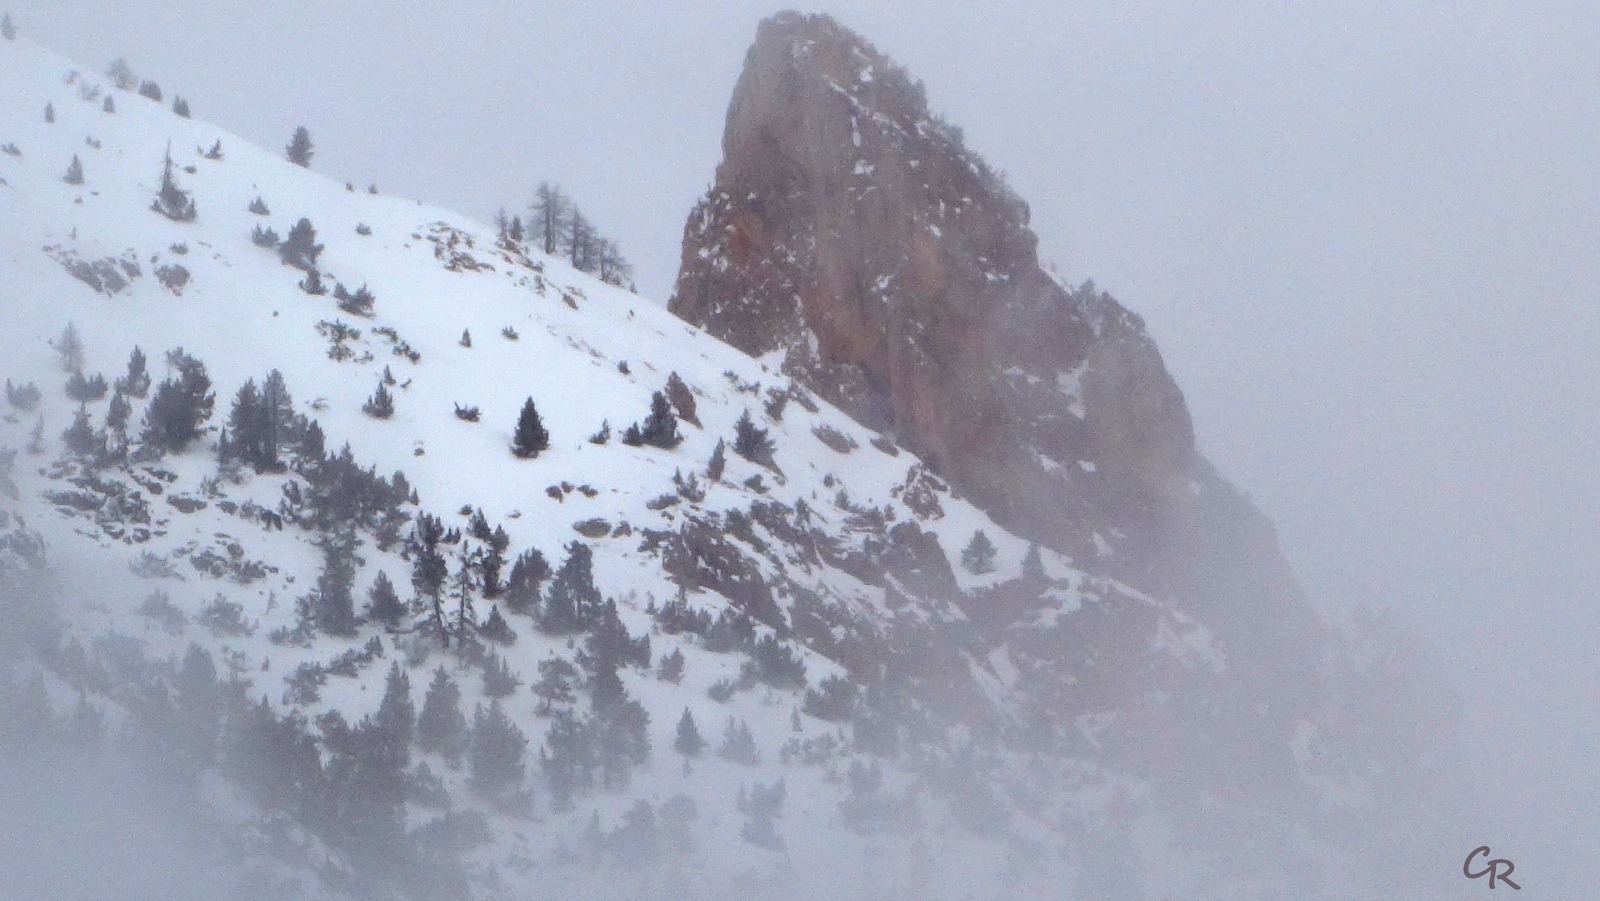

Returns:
17,0,1600,891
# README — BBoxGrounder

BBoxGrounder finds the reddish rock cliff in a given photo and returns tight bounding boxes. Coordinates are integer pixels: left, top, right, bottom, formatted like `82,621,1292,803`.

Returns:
671,12,1318,681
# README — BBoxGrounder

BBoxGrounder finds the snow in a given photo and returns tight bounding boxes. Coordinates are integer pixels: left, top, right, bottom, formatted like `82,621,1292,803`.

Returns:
0,37,1233,900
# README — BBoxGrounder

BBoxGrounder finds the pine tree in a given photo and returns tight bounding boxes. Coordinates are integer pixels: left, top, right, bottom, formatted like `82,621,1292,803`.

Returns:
103,95,114,114
961,529,998,575
657,647,686,684
141,349,213,453
637,391,682,449
530,181,570,256
172,96,190,117
137,80,162,102
410,514,449,644
278,218,322,270
511,397,549,459
115,346,150,397
733,410,775,466
1,13,15,41
362,382,394,419
481,650,519,697
56,323,84,373
540,542,600,634
533,657,578,713
469,701,528,797
664,372,699,426
707,437,727,481
248,196,270,216
313,528,359,636
417,666,468,763
151,149,196,221
718,716,760,765
285,126,313,168
367,571,405,628
673,708,705,758
504,548,550,615
106,57,136,90
299,268,327,295
480,604,515,644
373,662,415,761
1021,543,1045,583
62,406,98,457
63,154,84,185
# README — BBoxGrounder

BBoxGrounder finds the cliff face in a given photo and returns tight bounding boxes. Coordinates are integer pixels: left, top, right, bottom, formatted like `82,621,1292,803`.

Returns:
671,12,1317,679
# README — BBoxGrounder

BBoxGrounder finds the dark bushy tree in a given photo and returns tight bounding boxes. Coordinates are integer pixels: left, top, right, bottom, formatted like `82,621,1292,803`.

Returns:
64,371,107,401
172,96,190,117
540,542,600,634
504,548,550,616
279,218,322,270
469,701,527,798
115,346,150,397
286,126,313,167
1,13,15,41
313,528,360,636
141,348,213,453
733,410,774,466
961,529,998,575
673,708,705,758
151,151,196,222
362,382,394,419
637,391,682,449
63,154,84,185
511,397,549,459
367,571,405,628
418,666,468,762
137,80,162,102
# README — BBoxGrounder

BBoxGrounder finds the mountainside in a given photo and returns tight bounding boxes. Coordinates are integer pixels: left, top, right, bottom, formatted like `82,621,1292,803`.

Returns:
670,13,1318,691
0,23,1453,901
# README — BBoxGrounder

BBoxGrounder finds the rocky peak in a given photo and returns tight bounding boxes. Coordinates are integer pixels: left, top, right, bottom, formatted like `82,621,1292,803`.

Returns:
672,11,1318,677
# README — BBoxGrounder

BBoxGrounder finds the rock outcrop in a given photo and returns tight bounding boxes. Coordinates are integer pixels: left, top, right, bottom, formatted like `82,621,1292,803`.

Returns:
671,11,1318,682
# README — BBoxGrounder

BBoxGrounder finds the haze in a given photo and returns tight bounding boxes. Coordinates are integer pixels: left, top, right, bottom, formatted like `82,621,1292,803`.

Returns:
15,0,1600,893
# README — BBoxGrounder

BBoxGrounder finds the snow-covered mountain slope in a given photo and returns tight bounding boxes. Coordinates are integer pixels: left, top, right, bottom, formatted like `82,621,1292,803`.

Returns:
0,35,1451,901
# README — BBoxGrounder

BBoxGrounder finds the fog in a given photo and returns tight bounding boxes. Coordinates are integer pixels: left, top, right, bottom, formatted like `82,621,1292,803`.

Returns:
10,0,1600,895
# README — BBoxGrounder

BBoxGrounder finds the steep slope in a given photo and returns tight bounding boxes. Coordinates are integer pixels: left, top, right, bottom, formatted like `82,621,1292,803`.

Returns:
0,35,1245,901
0,29,1455,901
670,12,1318,691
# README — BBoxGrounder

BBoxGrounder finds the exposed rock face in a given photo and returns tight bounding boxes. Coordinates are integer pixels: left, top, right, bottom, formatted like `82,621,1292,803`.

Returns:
671,11,1318,681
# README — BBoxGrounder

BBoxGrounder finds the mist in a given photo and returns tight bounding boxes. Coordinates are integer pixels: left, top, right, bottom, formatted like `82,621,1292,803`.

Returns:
4,1,1597,896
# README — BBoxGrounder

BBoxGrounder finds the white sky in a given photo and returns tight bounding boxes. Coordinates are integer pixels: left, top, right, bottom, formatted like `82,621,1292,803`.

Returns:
14,1,1600,890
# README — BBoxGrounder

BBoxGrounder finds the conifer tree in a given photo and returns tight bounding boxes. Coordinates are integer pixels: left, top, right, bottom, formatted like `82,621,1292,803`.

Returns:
673,708,705,758
540,542,600,634
313,528,360,636
511,397,549,459
410,514,449,643
469,701,528,797
103,95,114,114
62,406,98,457
961,529,998,575
151,149,196,222
362,381,394,419
530,181,570,255
56,323,84,374
533,657,578,713
141,349,213,453
137,80,161,102
637,391,682,449
172,96,190,118
657,647,686,684
373,662,415,760
116,346,150,397
733,410,775,466
418,666,468,762
707,437,727,481
1,13,15,41
718,716,760,765
278,218,322,270
63,154,83,185
1021,543,1045,584
367,571,405,628
481,649,519,697
106,57,135,90
285,126,313,167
